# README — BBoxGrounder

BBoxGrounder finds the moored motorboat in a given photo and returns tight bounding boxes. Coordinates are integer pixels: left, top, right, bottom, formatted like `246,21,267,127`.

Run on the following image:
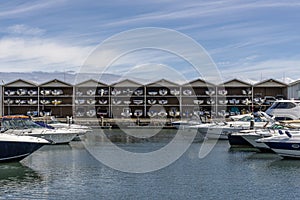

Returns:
0,134,50,162
257,131,300,158
172,119,201,130
1,116,80,144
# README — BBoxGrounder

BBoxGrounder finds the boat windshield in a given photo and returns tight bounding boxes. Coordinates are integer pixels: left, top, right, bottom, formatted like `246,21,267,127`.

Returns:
2,119,43,129
238,116,266,122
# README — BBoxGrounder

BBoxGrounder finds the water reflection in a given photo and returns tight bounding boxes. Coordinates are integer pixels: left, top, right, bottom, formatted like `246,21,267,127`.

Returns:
0,162,41,181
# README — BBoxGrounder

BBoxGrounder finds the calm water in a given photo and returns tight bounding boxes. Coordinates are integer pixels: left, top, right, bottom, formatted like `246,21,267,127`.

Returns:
1,129,300,200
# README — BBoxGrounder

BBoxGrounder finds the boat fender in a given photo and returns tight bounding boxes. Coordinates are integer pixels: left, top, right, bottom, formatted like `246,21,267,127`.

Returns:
278,130,284,135
285,131,292,138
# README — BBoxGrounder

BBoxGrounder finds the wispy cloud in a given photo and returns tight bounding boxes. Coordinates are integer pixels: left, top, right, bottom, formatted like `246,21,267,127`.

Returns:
0,0,66,18
5,24,45,36
0,36,91,72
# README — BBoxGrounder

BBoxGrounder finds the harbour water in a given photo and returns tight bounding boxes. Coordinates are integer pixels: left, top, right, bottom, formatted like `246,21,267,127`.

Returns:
1,129,300,199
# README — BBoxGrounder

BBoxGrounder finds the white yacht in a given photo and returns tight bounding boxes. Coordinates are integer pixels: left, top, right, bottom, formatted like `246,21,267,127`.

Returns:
1,116,81,144
257,131,300,158
190,113,271,140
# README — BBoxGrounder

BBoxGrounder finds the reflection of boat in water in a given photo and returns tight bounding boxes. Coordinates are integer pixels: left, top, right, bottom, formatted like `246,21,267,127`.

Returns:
0,134,49,162
0,162,41,180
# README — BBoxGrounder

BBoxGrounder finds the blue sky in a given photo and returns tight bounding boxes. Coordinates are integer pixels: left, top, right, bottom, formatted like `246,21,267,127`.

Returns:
1,0,300,83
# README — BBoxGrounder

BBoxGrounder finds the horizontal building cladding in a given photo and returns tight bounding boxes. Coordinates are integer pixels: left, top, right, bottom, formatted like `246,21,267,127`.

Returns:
0,78,291,118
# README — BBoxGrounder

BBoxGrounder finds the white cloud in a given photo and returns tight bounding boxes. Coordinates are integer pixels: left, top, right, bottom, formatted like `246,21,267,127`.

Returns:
220,58,300,82
6,24,45,36
0,37,92,72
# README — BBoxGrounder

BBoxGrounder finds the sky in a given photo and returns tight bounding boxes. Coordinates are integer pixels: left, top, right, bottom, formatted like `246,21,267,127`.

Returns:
1,0,300,84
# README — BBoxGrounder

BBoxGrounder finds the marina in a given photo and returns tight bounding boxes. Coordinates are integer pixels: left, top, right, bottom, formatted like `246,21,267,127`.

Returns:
2,129,300,199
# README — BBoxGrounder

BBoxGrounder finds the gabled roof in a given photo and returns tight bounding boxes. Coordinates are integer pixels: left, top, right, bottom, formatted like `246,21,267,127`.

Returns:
39,79,73,87
111,79,142,87
4,79,37,87
182,78,215,87
146,79,179,87
289,79,300,87
75,79,108,87
221,78,252,87
254,78,287,87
